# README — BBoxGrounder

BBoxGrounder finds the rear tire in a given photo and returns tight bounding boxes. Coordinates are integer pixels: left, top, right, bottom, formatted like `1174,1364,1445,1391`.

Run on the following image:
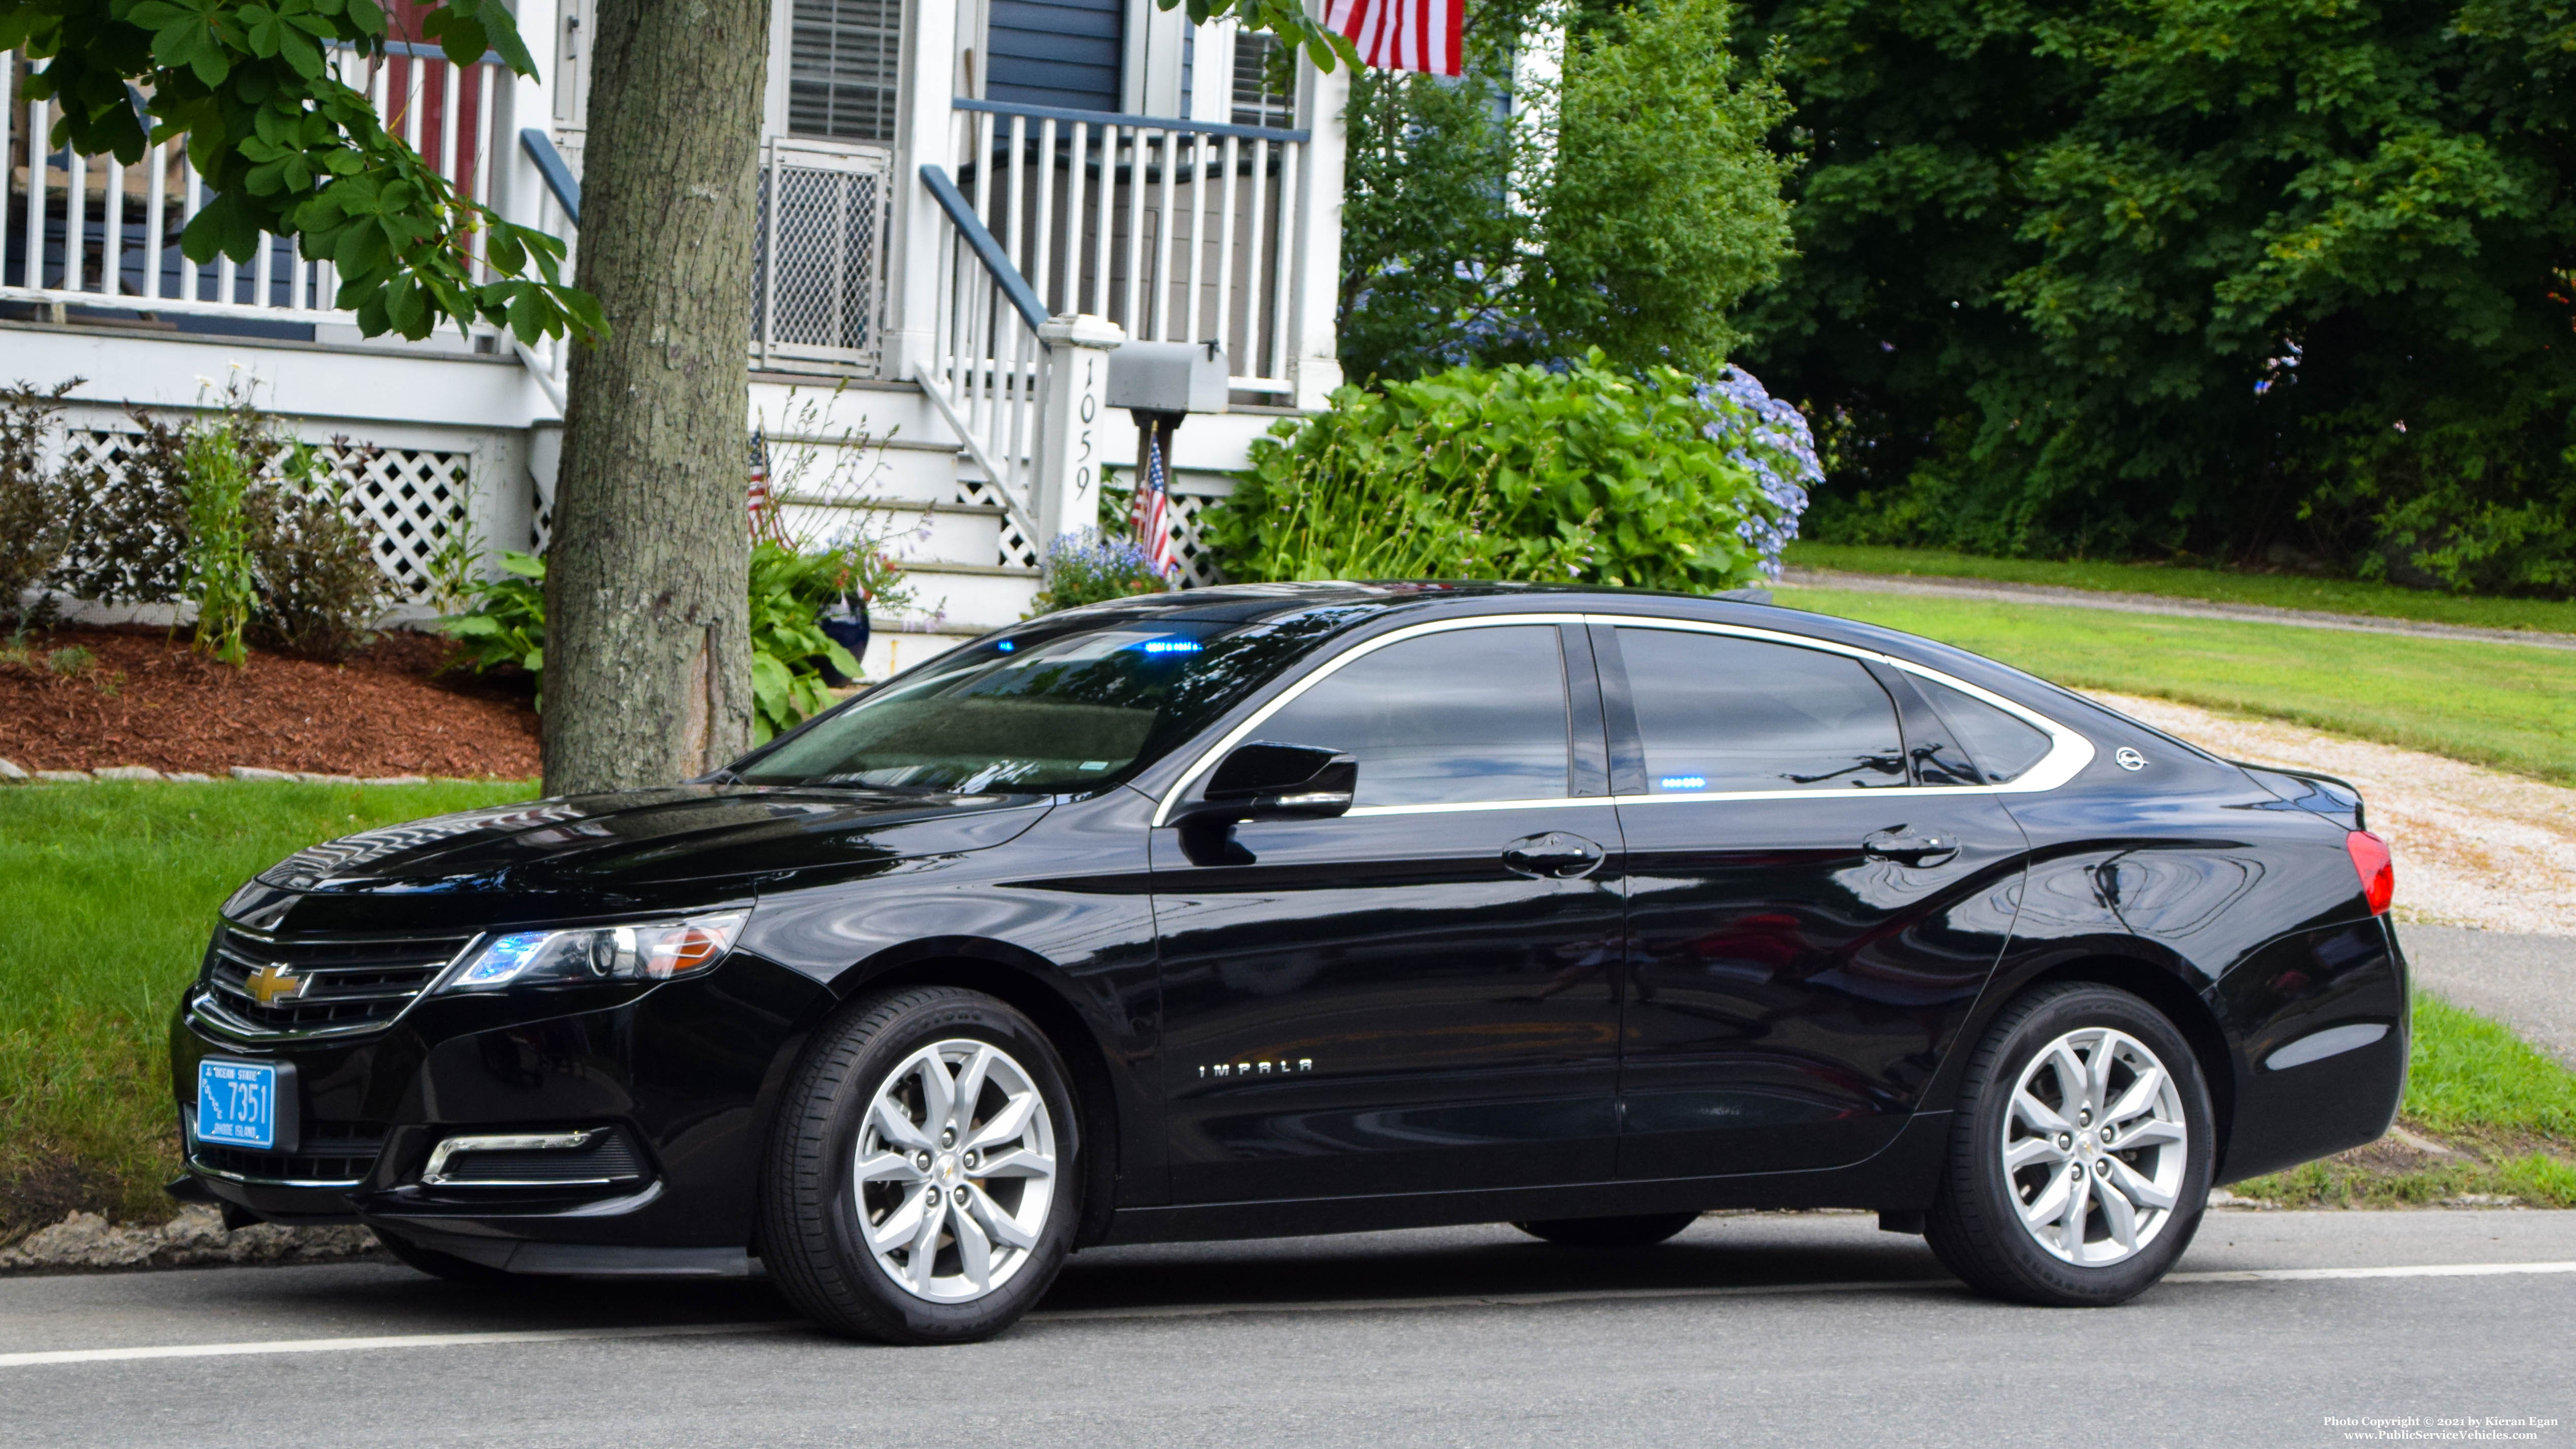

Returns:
761,986,1079,1344
1512,1211,1701,1248
1926,983,2212,1306
375,1229,521,1285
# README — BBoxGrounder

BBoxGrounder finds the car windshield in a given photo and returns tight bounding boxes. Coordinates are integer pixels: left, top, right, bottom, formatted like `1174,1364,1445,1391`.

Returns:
733,610,1358,793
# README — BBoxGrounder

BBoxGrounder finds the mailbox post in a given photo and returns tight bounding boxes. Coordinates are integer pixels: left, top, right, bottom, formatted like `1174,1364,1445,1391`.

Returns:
1107,341,1229,576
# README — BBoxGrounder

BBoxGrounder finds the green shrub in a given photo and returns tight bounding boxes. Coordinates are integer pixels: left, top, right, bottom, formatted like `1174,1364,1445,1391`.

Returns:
0,380,89,634
180,415,258,666
1206,352,1784,591
438,541,878,741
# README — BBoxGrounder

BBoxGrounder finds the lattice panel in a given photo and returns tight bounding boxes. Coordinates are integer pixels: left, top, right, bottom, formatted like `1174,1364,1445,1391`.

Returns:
954,476,1041,569
328,444,473,602
753,142,891,375
60,428,471,604
1165,491,1225,588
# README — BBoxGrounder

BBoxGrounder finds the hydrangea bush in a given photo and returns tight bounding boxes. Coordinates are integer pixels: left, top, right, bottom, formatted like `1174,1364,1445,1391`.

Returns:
1696,365,1821,578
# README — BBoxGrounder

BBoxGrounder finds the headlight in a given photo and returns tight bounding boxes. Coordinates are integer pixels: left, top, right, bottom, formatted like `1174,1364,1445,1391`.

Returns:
436,913,747,994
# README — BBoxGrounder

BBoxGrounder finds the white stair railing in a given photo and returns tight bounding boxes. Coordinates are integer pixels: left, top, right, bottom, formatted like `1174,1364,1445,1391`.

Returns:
916,162,1050,556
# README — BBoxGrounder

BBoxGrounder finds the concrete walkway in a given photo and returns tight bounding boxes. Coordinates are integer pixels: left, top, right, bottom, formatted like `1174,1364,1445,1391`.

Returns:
2401,925,2576,1070
1781,566,2576,652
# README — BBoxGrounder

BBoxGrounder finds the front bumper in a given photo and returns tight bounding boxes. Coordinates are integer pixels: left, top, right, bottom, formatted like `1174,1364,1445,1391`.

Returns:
171,954,833,1245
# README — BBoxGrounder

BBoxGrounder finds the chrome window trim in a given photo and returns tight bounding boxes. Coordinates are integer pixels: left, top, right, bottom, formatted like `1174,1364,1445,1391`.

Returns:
1151,610,2096,826
1151,614,1593,826
1598,617,2095,797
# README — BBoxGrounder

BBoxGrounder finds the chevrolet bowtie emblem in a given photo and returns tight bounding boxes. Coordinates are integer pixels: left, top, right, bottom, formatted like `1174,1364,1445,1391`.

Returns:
246,963,307,1006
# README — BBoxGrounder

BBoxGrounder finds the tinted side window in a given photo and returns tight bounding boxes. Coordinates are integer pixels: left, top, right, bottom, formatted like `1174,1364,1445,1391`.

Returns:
1914,678,2053,784
1255,626,1571,807
1615,629,1905,792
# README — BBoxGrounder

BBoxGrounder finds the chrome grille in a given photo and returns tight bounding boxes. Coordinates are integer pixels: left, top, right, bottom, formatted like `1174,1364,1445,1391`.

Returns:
192,925,475,1040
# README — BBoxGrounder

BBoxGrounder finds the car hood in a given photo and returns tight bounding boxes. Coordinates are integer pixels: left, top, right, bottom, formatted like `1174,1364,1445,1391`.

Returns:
221,786,1053,935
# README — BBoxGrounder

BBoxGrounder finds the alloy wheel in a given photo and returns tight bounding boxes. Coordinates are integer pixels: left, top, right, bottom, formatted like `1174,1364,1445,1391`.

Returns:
2001,1026,2188,1267
854,1038,1059,1303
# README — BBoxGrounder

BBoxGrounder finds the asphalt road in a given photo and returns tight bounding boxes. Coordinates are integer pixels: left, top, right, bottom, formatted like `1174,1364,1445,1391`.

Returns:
2,1210,2569,1448
2405,925,2576,1069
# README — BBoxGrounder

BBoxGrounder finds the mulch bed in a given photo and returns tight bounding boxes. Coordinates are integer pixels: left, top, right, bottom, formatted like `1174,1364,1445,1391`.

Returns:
0,625,539,779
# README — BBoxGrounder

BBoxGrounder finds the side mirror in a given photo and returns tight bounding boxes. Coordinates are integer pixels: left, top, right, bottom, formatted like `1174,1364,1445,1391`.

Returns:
1185,741,1358,823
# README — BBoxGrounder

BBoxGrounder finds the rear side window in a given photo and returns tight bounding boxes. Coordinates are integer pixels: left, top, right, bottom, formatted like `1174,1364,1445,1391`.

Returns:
1615,629,1906,792
1255,626,1572,807
1914,678,2054,784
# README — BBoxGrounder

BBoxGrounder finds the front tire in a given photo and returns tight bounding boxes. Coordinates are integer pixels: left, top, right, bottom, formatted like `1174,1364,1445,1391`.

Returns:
1926,983,2212,1306
1513,1212,1701,1248
761,986,1079,1344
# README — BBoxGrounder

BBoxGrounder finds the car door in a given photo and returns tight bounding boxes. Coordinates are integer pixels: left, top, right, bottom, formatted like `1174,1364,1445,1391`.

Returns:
1600,622,2031,1179
1152,619,1627,1204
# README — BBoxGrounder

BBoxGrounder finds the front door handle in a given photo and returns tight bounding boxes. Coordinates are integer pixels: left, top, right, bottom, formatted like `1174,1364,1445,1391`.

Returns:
1863,828,1959,867
1503,832,1606,880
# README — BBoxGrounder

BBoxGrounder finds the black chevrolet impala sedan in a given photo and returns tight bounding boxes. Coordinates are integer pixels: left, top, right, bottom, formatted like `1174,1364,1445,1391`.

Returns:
171,584,2406,1342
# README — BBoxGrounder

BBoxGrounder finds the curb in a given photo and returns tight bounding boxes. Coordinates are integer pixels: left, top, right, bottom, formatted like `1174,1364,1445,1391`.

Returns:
0,1208,385,1275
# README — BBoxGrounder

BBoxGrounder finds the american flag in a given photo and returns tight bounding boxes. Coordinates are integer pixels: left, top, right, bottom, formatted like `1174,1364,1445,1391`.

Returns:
1324,0,1464,77
747,428,790,545
1130,426,1180,579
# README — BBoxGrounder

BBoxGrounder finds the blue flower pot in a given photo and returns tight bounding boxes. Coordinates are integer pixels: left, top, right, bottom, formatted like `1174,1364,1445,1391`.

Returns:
817,601,871,686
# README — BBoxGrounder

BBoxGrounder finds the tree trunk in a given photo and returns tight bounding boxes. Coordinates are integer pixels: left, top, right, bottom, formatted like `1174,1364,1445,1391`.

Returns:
542,0,768,795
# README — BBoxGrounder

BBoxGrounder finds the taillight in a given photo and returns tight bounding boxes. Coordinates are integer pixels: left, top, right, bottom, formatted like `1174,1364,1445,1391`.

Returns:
2346,830,2394,915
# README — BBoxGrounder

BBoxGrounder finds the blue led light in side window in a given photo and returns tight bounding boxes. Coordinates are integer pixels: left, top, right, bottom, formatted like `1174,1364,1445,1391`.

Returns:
996,640,1016,652
1658,775,1709,791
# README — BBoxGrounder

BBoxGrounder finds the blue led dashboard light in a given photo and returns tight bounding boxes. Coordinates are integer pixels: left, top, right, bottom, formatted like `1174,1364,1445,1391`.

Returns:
1138,639,1202,654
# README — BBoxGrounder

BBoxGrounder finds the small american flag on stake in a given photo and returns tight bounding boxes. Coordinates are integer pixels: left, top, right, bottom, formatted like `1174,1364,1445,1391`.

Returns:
1131,424,1181,581
1324,0,1464,77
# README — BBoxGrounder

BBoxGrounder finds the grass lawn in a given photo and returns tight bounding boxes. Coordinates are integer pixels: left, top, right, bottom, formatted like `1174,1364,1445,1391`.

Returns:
0,779,535,1236
1786,542,2576,636
1774,586,2576,786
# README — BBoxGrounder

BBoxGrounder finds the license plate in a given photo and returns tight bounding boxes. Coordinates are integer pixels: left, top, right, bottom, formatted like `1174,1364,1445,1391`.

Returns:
196,1059,277,1150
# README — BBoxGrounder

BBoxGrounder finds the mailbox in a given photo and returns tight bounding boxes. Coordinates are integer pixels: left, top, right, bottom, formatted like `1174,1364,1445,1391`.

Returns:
1107,340,1230,416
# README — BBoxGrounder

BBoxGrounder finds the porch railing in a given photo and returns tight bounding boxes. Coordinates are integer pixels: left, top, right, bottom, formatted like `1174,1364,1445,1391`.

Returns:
916,161,1048,554
3,43,504,326
948,98,1307,397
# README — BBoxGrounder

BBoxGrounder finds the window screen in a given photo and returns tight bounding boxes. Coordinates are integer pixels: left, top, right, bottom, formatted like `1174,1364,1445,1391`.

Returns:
1914,678,2054,784
1254,627,1571,807
1231,33,1295,128
789,0,901,142
1616,629,1906,792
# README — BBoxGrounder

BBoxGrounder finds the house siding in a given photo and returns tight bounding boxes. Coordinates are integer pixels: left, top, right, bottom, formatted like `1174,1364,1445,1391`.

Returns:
987,0,1123,113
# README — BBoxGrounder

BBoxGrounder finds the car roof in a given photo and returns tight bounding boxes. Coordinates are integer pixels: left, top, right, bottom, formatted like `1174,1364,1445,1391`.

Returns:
1025,581,2141,733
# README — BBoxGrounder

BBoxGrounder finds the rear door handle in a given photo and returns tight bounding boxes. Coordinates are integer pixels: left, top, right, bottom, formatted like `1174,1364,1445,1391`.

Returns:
1862,829,1959,867
1502,832,1606,880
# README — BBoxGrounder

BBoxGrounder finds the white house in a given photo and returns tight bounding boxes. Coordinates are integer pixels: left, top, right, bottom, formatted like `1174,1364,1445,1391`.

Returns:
1,0,1350,672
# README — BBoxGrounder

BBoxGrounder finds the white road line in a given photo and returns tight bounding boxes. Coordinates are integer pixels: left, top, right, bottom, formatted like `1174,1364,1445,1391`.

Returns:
4,1259,2570,1368
0,1319,793,1368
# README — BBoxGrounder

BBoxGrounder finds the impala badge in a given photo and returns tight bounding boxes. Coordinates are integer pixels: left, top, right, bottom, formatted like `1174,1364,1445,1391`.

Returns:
1198,1058,1313,1080
246,963,308,1006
